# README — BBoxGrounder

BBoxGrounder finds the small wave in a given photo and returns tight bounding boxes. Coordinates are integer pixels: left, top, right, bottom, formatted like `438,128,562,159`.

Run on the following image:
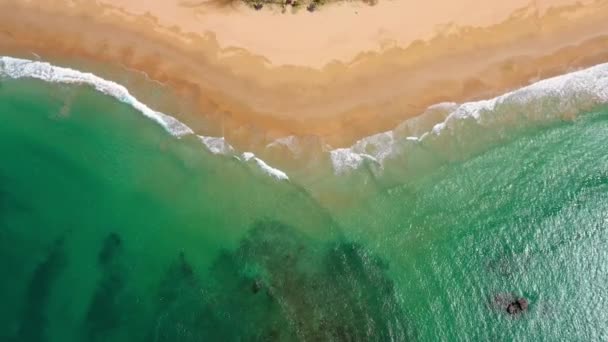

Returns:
327,63,608,174
0,56,290,181
7,55,607,180
242,152,289,180
266,135,301,154
329,148,378,175
198,136,235,155
0,56,193,137
198,135,288,180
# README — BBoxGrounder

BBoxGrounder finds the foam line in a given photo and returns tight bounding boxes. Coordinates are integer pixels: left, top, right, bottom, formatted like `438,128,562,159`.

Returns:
198,136,235,155
242,152,289,180
327,62,608,174
0,56,291,181
0,56,193,137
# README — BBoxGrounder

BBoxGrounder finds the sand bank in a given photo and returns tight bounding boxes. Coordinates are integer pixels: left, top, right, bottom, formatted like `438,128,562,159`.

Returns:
2,0,608,149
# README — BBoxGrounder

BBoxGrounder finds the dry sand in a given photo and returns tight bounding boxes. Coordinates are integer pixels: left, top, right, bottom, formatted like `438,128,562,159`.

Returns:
2,0,608,149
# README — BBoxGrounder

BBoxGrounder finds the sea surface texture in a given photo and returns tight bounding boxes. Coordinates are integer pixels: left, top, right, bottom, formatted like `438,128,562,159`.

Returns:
1,60,608,341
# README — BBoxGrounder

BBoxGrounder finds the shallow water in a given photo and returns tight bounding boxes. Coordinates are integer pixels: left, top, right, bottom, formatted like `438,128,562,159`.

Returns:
1,70,608,341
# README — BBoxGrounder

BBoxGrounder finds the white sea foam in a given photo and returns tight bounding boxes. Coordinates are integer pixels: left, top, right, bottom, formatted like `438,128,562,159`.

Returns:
329,148,378,175
0,56,291,181
198,136,287,179
0,56,193,137
267,135,300,154
198,136,235,155
266,135,331,158
242,152,289,180
5,56,608,179
328,62,608,174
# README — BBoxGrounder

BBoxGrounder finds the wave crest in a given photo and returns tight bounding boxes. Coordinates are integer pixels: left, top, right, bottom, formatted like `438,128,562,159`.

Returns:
0,56,289,181
0,56,194,137
326,63,608,175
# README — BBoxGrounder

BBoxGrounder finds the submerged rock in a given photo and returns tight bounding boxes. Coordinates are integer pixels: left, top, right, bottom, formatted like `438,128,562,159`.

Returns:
137,220,416,341
97,232,121,266
15,236,67,342
203,219,415,341
251,279,263,294
146,252,218,342
492,292,530,316
83,233,128,340
508,298,529,314
177,251,194,279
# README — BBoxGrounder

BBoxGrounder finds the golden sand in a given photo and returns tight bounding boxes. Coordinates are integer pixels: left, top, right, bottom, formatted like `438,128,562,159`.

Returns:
2,0,608,149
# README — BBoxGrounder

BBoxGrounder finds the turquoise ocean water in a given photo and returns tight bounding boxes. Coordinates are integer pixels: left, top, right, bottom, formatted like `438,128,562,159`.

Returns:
1,58,608,341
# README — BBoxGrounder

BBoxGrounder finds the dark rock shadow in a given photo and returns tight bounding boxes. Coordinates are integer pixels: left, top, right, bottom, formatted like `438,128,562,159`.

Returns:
491,292,530,317
82,233,128,341
198,219,416,341
146,252,220,342
15,236,67,342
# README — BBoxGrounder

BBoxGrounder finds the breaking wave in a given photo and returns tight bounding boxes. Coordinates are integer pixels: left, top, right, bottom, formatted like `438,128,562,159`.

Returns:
0,56,288,181
322,63,608,175
5,55,608,182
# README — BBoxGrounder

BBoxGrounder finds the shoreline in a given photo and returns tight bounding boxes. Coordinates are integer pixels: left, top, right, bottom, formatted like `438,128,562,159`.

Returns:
5,54,608,180
0,56,292,181
2,0,608,150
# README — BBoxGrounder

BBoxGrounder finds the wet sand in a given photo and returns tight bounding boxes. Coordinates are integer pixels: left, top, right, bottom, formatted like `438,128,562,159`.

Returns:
2,0,608,149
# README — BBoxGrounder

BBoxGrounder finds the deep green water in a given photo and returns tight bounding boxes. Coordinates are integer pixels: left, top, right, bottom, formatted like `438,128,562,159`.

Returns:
1,77,607,341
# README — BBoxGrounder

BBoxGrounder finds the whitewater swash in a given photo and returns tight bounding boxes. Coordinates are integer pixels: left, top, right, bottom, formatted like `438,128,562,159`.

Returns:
2,54,608,340
0,56,289,181
3,55,608,180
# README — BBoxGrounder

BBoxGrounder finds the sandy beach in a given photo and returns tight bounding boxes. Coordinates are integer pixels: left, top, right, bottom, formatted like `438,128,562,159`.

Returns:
2,0,608,149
